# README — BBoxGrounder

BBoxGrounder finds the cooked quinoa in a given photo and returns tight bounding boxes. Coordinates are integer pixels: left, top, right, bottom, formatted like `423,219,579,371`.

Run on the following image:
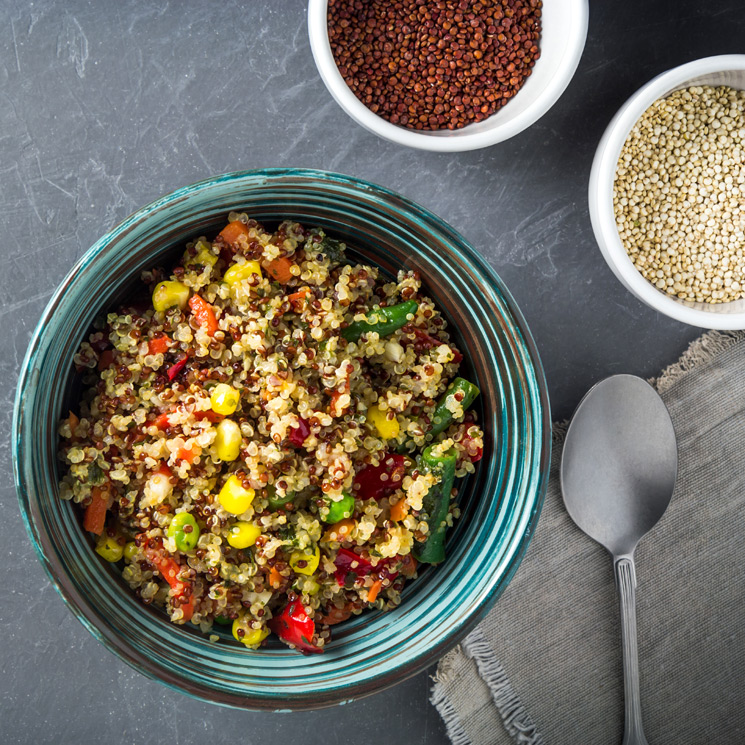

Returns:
58,215,484,654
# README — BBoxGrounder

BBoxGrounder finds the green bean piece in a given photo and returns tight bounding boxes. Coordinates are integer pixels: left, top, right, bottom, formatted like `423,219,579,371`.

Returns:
321,492,355,523
167,512,200,552
429,378,480,437
267,485,295,511
341,300,419,343
413,446,457,565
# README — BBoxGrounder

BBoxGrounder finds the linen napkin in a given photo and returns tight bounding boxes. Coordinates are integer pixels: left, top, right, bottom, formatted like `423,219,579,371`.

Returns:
432,331,745,745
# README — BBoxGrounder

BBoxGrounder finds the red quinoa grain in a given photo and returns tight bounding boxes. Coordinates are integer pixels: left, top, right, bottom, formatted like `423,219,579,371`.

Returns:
328,0,542,130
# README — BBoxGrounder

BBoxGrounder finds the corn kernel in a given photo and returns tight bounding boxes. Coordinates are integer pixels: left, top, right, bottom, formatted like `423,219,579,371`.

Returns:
232,617,270,648
152,281,190,312
218,474,255,515
123,541,138,561
184,241,218,269
210,383,240,415
290,545,320,575
224,260,262,286
367,404,400,439
95,535,124,563
227,521,261,549
214,419,242,461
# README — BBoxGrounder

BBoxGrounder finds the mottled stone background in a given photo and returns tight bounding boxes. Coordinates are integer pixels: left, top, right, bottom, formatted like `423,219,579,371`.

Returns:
1,1,742,743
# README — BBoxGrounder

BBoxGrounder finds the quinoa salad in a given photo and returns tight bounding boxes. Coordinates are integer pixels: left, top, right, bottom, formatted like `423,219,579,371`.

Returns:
58,215,484,654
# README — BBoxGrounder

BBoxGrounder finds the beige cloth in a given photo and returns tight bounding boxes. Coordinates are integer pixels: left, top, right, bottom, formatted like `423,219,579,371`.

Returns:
432,331,745,745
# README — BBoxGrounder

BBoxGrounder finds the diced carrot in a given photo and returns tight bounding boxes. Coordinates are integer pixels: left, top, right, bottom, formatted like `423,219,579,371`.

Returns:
264,256,294,284
287,286,309,312
148,335,170,356
367,580,383,603
155,555,181,586
177,444,201,464
143,542,194,622
97,349,114,371
321,518,356,544
188,294,219,336
144,549,180,588
269,566,282,589
83,486,108,535
217,220,250,249
389,499,407,523
68,411,80,441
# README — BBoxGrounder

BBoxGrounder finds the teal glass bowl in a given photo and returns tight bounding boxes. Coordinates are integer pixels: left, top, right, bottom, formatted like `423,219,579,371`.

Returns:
13,169,550,710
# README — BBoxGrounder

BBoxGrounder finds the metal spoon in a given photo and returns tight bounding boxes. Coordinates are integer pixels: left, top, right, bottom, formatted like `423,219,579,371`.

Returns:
560,374,677,745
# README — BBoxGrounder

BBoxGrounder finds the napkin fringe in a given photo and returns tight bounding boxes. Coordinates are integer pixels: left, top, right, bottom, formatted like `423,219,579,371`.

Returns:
431,649,474,745
431,680,474,745
651,330,745,393
463,628,546,745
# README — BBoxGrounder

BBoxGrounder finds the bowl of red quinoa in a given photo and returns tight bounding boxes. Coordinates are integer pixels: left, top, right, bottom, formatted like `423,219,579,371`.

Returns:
13,169,550,709
308,0,588,151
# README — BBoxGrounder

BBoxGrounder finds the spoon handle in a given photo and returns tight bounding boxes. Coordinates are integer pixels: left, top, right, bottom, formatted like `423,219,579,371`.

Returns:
615,557,649,745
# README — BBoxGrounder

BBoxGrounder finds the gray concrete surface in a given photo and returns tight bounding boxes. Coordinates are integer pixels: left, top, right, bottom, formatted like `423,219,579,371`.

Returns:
1,0,742,743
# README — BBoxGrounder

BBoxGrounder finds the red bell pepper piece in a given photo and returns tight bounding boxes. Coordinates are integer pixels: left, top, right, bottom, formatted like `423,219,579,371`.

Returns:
333,547,373,584
188,294,219,336
333,547,398,586
167,355,188,381
288,416,310,448
268,599,323,654
148,334,171,356
353,454,407,501
154,412,172,429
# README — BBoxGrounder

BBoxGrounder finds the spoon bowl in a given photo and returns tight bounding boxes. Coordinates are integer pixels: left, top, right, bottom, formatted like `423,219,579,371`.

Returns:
561,374,677,745
561,375,677,557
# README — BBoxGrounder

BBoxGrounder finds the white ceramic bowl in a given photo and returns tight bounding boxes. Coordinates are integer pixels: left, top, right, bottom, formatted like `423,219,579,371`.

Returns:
589,55,745,329
307,0,588,152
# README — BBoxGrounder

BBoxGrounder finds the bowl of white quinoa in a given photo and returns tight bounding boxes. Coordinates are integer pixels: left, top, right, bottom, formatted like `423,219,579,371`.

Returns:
589,55,745,328
13,169,550,709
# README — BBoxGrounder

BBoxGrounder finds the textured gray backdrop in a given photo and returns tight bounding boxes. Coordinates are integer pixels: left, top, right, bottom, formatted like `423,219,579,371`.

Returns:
1,1,742,743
